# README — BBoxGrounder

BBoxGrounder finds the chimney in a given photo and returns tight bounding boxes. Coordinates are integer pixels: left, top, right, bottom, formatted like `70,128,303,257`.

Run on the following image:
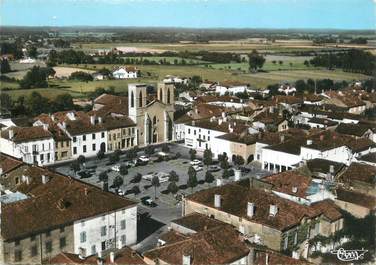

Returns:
8,129,14,139
306,139,312,145
216,178,223,187
269,204,278,217
228,124,233,133
51,115,55,121
42,175,49,184
280,135,285,143
329,165,335,174
247,202,255,218
218,119,223,125
222,111,226,118
269,106,274,113
90,115,95,125
265,253,269,265
109,252,115,263
319,134,324,141
43,124,49,131
84,187,89,196
62,121,66,129
292,186,298,193
192,120,196,126
214,194,221,208
234,169,242,181
98,117,103,124
182,255,191,265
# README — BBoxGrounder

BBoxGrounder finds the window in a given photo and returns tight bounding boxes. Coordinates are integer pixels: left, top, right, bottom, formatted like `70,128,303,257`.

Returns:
101,132,105,138
30,235,36,242
194,130,196,135
40,154,44,161
60,237,66,248
294,231,298,245
66,140,69,147
100,226,107,236
15,250,22,262
109,134,112,141
130,91,134,108
31,245,38,257
92,144,96,151
73,147,77,155
91,245,96,255
55,142,58,148
139,91,143,107
121,235,126,245
73,137,77,142
45,241,52,253
188,129,191,134
92,133,96,139
120,220,126,230
283,235,288,250
83,145,87,153
132,128,135,134
167,88,171,104
60,227,65,233
208,136,210,141
45,231,51,237
80,232,87,243
83,135,86,141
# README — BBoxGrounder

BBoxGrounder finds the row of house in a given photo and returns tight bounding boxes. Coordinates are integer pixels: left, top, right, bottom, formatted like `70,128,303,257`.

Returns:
0,153,137,264
0,83,175,166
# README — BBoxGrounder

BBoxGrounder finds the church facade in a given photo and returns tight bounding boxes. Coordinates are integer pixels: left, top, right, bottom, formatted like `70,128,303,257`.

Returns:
128,82,175,147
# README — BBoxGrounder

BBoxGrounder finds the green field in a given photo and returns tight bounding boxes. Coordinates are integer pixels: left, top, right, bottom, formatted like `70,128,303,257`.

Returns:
2,62,369,100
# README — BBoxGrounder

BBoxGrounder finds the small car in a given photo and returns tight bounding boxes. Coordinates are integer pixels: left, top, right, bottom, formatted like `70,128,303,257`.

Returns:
208,165,221,172
192,165,203,172
111,165,120,172
190,159,202,166
138,155,150,162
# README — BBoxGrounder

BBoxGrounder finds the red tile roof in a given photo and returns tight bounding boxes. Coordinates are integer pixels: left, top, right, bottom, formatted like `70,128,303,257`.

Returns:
0,153,24,174
1,166,136,240
1,126,53,143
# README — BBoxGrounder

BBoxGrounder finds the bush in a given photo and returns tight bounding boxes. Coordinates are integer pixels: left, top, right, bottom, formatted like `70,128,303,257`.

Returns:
69,71,93,81
131,173,142,183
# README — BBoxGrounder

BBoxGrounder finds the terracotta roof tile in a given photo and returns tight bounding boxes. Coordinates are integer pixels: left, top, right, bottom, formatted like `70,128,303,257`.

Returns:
1,126,53,143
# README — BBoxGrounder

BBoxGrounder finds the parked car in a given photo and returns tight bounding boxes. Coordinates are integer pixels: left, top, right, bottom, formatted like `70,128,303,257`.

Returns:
208,165,221,172
138,155,150,162
111,165,120,172
192,165,203,172
141,197,157,207
117,189,124,196
190,159,202,166
142,172,170,183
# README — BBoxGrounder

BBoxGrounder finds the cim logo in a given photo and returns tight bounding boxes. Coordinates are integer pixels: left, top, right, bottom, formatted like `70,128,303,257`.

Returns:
330,248,368,262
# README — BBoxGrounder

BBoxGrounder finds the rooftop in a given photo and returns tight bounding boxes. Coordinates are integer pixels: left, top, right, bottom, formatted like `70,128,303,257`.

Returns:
1,126,53,143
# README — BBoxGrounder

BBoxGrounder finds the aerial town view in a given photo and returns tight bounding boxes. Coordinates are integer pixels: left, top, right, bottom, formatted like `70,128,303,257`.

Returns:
0,0,375,264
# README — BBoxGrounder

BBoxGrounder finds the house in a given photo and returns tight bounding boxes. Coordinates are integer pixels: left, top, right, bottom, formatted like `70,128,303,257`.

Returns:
334,188,376,218
0,126,55,166
302,94,324,106
337,162,376,196
0,159,137,264
335,123,374,140
278,84,296,95
303,158,346,180
112,66,138,79
322,91,366,114
306,117,338,129
183,181,343,254
58,113,108,159
252,108,289,132
101,116,137,152
49,247,145,265
215,80,249,96
184,116,248,154
163,75,189,84
143,225,250,265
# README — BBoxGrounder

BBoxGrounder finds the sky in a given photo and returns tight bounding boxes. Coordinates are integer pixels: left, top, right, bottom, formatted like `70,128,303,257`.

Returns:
1,0,375,29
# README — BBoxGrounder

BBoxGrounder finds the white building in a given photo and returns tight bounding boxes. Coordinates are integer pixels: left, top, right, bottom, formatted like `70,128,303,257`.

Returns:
0,126,55,166
73,205,137,256
215,83,249,96
58,114,108,159
112,67,138,79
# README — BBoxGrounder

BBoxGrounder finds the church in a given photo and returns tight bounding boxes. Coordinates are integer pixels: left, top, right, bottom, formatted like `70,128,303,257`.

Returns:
128,82,175,146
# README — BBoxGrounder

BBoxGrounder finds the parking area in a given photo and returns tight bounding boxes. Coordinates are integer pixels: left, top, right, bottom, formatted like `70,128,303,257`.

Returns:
52,143,271,227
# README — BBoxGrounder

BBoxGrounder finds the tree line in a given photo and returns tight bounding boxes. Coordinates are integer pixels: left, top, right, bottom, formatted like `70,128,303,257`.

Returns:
309,49,375,75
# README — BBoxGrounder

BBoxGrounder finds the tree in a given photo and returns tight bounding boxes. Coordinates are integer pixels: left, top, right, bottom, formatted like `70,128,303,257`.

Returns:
279,60,283,65
97,150,105,160
145,145,155,156
169,171,179,183
27,92,50,115
0,58,11,73
203,149,213,168
99,172,108,183
27,46,38,58
20,66,48,89
69,71,93,82
222,169,230,179
77,155,86,165
189,149,197,161
70,161,80,173
187,166,198,192
161,144,170,153
151,175,160,199
112,175,124,190
205,171,215,183
304,60,310,67
248,50,265,72
52,93,74,112
109,151,120,164
167,181,179,194
233,155,245,168
0,93,13,111
127,147,139,160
